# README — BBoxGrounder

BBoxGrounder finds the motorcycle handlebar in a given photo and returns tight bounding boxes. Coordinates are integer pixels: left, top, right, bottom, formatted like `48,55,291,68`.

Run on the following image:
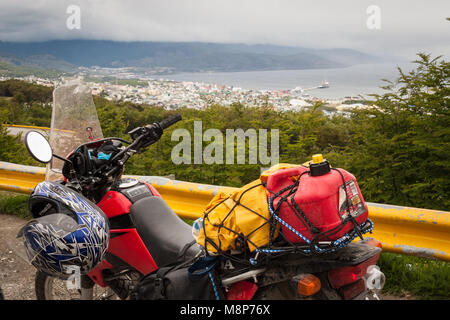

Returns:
159,114,182,130
103,114,182,177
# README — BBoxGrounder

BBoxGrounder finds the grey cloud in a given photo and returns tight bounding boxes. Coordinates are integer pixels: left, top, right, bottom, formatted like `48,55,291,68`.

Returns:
0,0,448,59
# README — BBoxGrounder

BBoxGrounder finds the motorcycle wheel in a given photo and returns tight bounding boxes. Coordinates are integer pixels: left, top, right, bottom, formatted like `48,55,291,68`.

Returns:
35,271,119,300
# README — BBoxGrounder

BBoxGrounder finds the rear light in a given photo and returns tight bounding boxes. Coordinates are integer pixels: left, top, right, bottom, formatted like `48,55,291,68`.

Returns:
328,252,381,289
226,281,258,300
292,274,321,297
338,279,366,300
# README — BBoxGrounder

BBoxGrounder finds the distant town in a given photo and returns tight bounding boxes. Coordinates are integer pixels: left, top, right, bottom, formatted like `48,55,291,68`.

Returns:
0,73,370,115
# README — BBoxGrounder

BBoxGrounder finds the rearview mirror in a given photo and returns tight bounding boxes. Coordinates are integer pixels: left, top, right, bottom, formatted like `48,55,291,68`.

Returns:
24,131,53,163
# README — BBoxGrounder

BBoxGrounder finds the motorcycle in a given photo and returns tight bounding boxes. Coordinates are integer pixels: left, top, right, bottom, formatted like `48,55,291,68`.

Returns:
18,80,385,300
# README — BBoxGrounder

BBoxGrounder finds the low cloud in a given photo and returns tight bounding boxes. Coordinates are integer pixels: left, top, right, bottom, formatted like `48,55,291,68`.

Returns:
0,0,448,59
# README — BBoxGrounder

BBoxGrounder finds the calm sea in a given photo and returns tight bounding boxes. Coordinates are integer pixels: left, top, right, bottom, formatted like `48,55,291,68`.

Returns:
162,62,414,99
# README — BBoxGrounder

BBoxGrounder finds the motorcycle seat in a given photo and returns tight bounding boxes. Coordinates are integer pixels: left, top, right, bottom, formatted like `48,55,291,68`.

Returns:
130,196,202,267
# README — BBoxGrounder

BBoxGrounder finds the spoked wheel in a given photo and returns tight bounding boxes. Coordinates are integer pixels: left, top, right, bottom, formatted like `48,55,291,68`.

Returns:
35,271,119,300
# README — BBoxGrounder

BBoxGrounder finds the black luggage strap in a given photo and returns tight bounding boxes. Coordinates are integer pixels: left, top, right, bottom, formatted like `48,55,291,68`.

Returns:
153,266,172,299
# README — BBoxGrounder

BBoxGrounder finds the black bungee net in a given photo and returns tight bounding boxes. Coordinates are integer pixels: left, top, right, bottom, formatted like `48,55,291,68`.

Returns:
200,167,374,267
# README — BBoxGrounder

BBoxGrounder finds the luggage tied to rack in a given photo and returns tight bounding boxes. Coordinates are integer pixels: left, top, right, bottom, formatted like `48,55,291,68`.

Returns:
195,178,278,254
194,158,373,257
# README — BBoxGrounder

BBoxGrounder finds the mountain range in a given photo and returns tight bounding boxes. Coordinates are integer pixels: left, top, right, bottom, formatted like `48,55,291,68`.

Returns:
0,40,384,75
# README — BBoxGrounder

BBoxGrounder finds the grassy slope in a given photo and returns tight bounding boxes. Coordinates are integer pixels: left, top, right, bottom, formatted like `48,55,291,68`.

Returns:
378,252,450,299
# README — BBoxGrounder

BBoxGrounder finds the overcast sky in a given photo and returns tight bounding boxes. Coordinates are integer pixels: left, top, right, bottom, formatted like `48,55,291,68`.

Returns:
0,0,449,60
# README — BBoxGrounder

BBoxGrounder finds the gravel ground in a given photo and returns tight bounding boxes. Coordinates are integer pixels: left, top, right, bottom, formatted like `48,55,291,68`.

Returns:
0,214,411,300
0,214,36,300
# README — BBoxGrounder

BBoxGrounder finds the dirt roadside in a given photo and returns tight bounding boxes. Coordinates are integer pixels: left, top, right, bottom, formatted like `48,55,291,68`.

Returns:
0,214,35,300
0,214,411,300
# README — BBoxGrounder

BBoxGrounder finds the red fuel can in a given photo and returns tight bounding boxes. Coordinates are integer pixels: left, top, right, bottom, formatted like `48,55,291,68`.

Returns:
266,155,368,244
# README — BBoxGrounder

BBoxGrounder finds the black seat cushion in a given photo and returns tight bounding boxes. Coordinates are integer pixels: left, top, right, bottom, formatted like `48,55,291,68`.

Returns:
130,196,201,267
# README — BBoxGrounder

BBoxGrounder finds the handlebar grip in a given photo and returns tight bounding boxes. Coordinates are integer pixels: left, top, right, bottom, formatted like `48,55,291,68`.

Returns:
159,114,182,130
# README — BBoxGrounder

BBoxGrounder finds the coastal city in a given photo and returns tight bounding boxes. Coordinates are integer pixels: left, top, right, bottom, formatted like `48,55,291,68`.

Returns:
0,74,369,115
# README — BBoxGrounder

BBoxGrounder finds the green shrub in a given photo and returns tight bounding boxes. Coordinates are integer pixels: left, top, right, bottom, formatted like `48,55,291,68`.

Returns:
0,193,31,219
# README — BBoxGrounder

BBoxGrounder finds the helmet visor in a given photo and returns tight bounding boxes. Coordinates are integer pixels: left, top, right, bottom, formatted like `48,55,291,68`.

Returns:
12,214,80,267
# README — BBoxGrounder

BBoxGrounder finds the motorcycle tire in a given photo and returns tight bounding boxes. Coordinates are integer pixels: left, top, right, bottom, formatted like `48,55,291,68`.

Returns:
35,271,118,300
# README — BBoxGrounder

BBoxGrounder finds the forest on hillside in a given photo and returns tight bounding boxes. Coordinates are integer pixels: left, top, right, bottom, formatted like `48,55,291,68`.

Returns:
0,54,448,211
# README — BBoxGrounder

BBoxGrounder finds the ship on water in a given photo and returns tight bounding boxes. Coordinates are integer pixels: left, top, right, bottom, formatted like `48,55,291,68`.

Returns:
318,80,330,89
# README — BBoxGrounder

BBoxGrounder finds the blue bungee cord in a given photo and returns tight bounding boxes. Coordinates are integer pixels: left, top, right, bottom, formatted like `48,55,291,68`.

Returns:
249,195,373,265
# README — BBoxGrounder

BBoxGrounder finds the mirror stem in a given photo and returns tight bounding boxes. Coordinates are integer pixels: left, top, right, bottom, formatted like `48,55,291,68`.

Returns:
53,154,71,164
52,154,78,183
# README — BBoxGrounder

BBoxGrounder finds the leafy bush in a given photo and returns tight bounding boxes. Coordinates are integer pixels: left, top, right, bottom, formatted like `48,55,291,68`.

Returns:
0,193,31,219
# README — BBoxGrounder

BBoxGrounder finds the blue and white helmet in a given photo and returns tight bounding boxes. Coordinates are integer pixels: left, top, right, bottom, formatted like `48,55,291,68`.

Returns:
18,182,109,278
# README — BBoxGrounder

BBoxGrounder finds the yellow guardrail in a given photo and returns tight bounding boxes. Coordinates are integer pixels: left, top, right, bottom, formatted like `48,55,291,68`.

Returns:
4,124,51,131
3,125,76,134
0,161,449,262
0,162,46,193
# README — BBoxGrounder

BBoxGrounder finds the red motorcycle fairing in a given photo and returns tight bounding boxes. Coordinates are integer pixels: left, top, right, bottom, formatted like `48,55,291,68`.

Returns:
96,182,161,218
88,260,113,287
88,181,161,286
88,228,158,287
97,191,132,219
143,182,161,198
